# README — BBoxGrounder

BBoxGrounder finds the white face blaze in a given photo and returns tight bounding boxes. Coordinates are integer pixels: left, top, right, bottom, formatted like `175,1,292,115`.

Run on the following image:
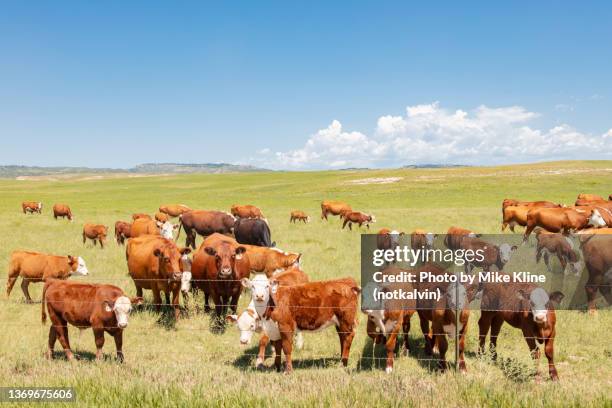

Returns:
446,282,467,311
159,222,176,239
529,288,549,323
108,296,132,329
247,274,271,304
75,257,89,276
180,255,192,292
588,209,607,228
498,243,516,265
231,307,259,345
425,233,435,247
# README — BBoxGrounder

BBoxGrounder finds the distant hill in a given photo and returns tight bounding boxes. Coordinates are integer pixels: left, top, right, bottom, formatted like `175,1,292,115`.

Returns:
0,163,269,178
402,164,469,169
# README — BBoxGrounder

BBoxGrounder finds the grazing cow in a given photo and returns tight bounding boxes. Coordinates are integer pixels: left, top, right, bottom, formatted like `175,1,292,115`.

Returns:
342,211,376,230
126,235,191,319
415,263,477,372
6,251,89,302
53,204,73,221
478,281,564,380
155,212,169,223
362,265,416,373
191,233,250,316
159,204,192,218
502,206,531,232
377,229,404,253
131,218,176,240
177,210,236,249
410,229,436,250
580,234,612,314
243,245,301,277
234,218,274,247
83,224,108,248
266,277,360,373
460,237,517,273
320,200,352,220
22,201,42,214
576,193,604,203
114,221,131,245
524,207,607,240
230,267,309,368
535,231,582,275
42,280,142,362
231,204,265,219
444,226,477,251
502,199,561,211
132,213,152,220
290,210,310,223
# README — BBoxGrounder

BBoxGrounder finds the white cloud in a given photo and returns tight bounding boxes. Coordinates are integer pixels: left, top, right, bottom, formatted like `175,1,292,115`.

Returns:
253,102,612,169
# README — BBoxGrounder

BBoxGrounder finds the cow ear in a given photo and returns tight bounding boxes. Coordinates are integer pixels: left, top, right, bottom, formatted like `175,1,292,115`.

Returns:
226,314,238,323
67,255,75,264
103,300,114,313
236,246,246,255
204,247,216,256
511,245,518,251
549,291,565,305
180,247,192,255
241,278,252,289
130,296,144,306
153,248,162,257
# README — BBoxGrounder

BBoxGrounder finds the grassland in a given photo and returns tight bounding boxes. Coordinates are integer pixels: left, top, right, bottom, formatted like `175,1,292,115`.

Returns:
0,161,611,407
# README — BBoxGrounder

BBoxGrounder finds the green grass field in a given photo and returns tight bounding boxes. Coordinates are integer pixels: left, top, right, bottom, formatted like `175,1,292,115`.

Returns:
1,161,611,407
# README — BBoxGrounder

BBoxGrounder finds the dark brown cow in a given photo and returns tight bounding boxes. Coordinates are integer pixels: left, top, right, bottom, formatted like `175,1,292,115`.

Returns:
159,204,192,217
83,224,109,248
126,235,191,319
231,204,265,219
266,277,360,373
320,200,352,220
535,231,582,275
459,237,517,273
191,233,249,316
53,204,73,221
114,221,131,245
478,280,564,380
6,251,89,302
177,210,236,249
342,211,376,230
155,212,169,223
132,213,152,220
580,234,612,314
524,207,607,240
290,210,310,223
444,226,477,251
42,280,142,361
410,229,436,250
22,201,42,214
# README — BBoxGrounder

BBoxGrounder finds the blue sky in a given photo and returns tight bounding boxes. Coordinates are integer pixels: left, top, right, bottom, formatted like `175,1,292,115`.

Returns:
1,2,611,169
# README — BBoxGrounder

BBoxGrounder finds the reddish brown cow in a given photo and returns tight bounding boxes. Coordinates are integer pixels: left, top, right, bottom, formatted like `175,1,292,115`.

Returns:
132,213,152,220
290,210,310,223
177,210,236,249
130,218,160,238
524,207,607,240
6,251,89,302
191,233,250,316
242,245,301,277
377,228,405,253
155,212,169,223
410,229,436,250
159,204,192,217
580,234,612,314
502,199,560,210
478,281,564,380
22,201,42,214
459,237,517,273
83,224,108,248
266,277,360,373
444,226,477,251
576,193,604,203
53,204,73,221
114,221,131,245
231,204,265,219
42,280,142,361
535,231,582,275
502,201,562,232
321,200,352,220
342,211,376,230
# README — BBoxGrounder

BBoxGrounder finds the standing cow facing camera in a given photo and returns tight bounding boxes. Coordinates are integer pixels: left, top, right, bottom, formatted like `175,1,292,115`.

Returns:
53,204,73,221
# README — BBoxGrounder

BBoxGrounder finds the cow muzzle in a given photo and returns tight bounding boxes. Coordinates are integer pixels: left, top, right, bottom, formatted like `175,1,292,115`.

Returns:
533,311,547,324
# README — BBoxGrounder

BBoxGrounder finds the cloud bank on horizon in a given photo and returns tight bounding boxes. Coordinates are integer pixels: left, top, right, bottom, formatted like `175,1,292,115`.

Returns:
252,102,612,170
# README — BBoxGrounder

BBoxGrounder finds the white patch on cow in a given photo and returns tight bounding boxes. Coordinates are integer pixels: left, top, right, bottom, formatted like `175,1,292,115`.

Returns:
442,322,463,337
498,243,516,265
564,236,575,250
425,233,435,248
262,318,281,341
385,366,393,374
446,282,467,311
307,315,340,333
570,260,584,276
113,296,132,329
75,257,89,276
306,216,311,223
588,209,607,228
180,271,192,292
159,221,176,239
295,331,304,350
529,288,549,323
38,202,42,209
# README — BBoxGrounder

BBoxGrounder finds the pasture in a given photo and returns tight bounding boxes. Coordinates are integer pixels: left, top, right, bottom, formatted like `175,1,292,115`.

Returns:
1,161,611,407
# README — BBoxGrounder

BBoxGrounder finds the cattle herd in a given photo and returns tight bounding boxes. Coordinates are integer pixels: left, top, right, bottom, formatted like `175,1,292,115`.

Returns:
9,194,612,379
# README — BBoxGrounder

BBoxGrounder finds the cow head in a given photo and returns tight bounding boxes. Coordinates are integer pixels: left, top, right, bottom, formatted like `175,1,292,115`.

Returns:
425,233,437,248
446,282,468,311
104,296,143,329
517,288,565,324
306,216,311,223
205,243,246,278
226,306,260,345
154,245,192,282
588,209,607,228
68,256,89,276
242,274,270,304
157,221,178,240
497,243,518,266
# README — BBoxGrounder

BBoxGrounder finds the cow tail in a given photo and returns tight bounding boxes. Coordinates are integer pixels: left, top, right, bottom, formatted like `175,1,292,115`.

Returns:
264,225,272,247
41,283,48,324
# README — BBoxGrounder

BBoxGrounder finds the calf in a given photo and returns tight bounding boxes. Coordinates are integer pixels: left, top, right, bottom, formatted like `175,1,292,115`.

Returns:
114,221,131,245
53,204,73,221
290,210,310,223
243,245,301,277
83,224,108,248
7,251,89,302
231,204,265,219
478,281,564,380
234,218,274,247
410,229,436,250
22,201,42,214
535,231,582,275
42,280,142,361
460,237,517,273
342,211,376,230
321,200,352,221
524,207,606,240
580,234,612,314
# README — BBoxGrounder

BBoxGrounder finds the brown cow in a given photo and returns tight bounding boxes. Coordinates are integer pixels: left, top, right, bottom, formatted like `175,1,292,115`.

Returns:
132,213,152,220
159,204,192,217
478,280,564,380
410,229,436,250
502,199,561,210
243,245,301,277
342,211,376,230
459,237,517,273
83,224,109,248
444,226,477,251
266,277,360,373
502,201,562,232
126,235,191,319
114,221,131,245
231,204,265,219
6,251,89,302
42,280,142,362
576,193,604,203
191,233,249,316
155,212,169,223
580,234,612,314
535,231,582,275
377,228,405,253
177,210,236,249
290,210,310,223
130,218,160,238
53,204,73,221
321,200,352,220
22,201,42,214
524,207,607,240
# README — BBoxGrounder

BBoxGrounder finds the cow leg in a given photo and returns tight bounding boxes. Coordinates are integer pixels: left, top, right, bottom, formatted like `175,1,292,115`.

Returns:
478,311,493,355
6,274,19,298
93,328,105,361
585,278,599,315
164,291,171,305
522,327,541,380
273,339,282,372
543,336,558,380
457,317,468,372
20,279,32,303
171,289,180,320
418,313,433,355
204,291,211,313
342,219,348,229
46,325,57,359
384,322,400,373
135,285,143,298
489,316,504,361
543,252,552,273
279,324,294,373
402,312,413,355
152,289,162,313
55,319,73,361
432,319,448,371
82,233,86,245
99,238,104,249
256,333,269,369
114,330,124,362
229,295,239,315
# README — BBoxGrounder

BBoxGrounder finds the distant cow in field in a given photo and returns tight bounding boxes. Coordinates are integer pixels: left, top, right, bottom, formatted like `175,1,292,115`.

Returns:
155,212,169,223
114,221,131,245
377,228,404,253
321,200,351,221
342,211,375,230
535,231,582,275
524,207,607,240
444,226,477,251
42,280,142,362
159,204,192,218
132,213,152,220
410,229,436,251
501,201,562,232
243,245,301,277
478,280,564,380
53,204,73,221
502,199,561,211
460,236,517,273
290,210,310,223
6,251,89,302
22,201,42,214
234,218,274,247
177,210,236,249
580,234,612,314
231,204,265,219
83,224,109,248
576,193,605,204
